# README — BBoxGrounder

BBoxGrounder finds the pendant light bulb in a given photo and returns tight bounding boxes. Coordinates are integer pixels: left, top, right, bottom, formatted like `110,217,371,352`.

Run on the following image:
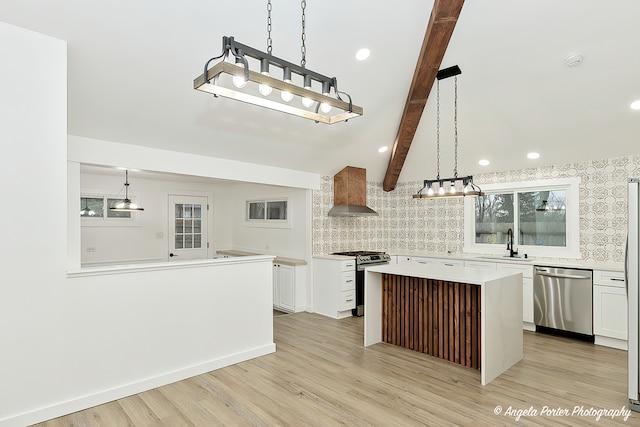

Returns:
281,79,293,102
426,185,434,196
450,180,457,194
232,62,247,88
301,75,314,108
438,183,445,196
258,74,272,96
320,101,332,113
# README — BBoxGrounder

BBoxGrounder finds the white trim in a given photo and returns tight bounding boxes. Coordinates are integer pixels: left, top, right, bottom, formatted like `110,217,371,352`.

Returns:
464,178,581,259
0,344,275,427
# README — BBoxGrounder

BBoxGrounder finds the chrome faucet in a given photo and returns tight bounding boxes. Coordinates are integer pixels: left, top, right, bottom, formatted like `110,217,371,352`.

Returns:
507,228,518,258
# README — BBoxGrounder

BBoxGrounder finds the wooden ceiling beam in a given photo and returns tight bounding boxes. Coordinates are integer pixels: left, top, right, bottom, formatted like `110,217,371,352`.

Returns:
382,0,465,192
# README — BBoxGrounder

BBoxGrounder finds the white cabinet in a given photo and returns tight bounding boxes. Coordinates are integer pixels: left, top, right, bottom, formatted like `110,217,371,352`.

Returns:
396,256,413,264
313,258,356,319
593,270,627,350
464,260,497,270
273,262,308,313
273,263,295,312
495,263,534,328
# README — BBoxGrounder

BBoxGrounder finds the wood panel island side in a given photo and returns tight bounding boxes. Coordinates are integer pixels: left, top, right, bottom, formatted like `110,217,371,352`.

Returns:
365,263,523,385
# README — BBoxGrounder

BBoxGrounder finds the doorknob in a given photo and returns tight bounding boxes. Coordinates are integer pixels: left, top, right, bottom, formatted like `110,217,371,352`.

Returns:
169,253,178,257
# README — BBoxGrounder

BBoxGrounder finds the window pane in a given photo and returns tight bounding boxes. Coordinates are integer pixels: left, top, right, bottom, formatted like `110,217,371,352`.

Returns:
194,234,201,248
475,194,514,244
175,204,183,219
248,202,265,220
193,219,201,233
519,190,567,247
175,235,184,249
106,199,132,218
80,197,104,218
184,219,192,233
175,219,183,233
267,201,287,220
185,234,193,248
183,204,192,219
194,204,202,219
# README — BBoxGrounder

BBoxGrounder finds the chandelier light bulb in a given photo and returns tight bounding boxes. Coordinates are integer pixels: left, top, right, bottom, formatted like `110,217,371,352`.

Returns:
232,63,247,88
258,72,272,96
320,102,332,113
302,96,314,108
450,181,457,194
281,78,293,102
427,186,434,196
438,184,445,196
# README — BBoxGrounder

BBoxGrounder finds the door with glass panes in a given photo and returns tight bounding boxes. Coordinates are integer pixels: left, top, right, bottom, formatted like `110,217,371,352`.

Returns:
168,195,208,260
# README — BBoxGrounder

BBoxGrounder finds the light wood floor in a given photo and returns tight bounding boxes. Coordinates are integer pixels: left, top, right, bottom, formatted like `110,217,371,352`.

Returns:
34,313,635,426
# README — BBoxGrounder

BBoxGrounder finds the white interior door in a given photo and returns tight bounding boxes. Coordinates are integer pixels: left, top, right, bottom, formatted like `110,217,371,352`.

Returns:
168,195,208,260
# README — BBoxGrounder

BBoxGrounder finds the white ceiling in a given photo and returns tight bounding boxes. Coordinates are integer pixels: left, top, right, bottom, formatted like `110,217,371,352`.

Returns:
3,0,640,185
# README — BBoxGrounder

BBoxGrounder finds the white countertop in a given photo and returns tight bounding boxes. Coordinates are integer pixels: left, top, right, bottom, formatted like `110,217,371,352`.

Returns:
387,250,624,272
366,263,521,286
312,254,355,261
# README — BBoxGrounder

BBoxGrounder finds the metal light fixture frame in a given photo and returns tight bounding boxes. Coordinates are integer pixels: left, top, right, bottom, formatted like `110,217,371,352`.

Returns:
194,36,363,124
413,65,483,199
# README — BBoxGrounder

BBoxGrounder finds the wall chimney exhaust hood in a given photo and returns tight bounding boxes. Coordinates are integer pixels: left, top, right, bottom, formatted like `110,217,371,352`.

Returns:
327,166,378,217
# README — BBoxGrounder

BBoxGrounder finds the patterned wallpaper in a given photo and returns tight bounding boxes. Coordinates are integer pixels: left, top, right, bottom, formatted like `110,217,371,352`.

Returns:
312,155,640,263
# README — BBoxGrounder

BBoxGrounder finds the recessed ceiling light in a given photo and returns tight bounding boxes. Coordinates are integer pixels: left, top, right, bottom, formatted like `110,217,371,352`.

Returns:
564,52,584,67
631,100,640,110
527,152,540,160
478,159,490,166
378,146,388,153
356,48,370,61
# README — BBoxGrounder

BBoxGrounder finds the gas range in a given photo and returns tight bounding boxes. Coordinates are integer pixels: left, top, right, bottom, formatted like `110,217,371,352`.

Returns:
331,251,391,270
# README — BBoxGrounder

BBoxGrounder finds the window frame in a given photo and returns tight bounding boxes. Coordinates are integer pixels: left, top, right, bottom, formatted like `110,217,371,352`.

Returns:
80,193,142,226
244,198,291,228
463,178,581,258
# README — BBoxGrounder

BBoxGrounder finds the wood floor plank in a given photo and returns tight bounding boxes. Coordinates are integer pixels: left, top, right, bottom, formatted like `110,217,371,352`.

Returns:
32,312,637,426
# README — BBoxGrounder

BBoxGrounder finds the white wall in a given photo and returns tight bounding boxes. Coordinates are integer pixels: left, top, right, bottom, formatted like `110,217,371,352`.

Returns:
228,183,310,260
0,23,281,427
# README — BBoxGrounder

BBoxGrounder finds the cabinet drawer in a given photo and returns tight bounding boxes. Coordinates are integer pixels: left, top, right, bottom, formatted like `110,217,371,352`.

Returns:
465,260,497,270
341,271,356,291
593,270,625,288
339,290,356,311
340,259,356,271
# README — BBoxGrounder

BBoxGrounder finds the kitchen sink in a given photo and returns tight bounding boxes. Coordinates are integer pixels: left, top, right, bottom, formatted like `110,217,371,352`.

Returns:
476,255,531,262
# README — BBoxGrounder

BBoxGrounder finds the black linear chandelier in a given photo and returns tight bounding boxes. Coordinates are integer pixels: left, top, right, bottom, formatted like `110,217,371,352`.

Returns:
413,65,483,199
193,0,363,124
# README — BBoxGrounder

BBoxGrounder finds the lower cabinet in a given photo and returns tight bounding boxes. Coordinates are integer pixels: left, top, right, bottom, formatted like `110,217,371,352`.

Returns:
273,263,295,312
313,258,356,319
593,270,627,350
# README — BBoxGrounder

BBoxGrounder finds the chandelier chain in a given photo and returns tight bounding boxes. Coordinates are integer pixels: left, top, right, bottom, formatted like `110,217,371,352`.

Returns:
266,0,273,55
453,75,458,178
436,80,441,180
300,0,307,67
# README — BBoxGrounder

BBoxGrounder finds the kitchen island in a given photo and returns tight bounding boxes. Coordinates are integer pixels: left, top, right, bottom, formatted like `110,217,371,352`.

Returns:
365,263,523,385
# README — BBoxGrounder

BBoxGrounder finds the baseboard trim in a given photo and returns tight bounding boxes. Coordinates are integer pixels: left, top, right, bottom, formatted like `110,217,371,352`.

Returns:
1,343,276,427
594,335,628,350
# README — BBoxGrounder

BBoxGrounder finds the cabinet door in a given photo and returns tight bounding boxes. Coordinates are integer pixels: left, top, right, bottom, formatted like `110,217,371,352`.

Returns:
594,285,627,340
277,265,295,312
273,264,280,308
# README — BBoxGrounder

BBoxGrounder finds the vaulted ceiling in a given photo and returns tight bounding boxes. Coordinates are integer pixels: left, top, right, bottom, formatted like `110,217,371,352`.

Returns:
2,0,640,186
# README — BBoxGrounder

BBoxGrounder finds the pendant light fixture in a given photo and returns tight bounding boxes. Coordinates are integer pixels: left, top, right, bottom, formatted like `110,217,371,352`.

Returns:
413,65,483,199
110,170,144,212
193,0,363,124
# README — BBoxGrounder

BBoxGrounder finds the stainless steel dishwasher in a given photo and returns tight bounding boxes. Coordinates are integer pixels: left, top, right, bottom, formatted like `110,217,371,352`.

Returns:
533,266,593,336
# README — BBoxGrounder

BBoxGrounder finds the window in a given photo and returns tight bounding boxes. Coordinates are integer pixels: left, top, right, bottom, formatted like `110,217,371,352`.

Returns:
81,195,140,225
246,199,290,227
464,178,580,258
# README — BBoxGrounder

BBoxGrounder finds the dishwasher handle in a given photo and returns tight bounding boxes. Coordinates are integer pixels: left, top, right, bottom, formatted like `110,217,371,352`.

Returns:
535,270,591,280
